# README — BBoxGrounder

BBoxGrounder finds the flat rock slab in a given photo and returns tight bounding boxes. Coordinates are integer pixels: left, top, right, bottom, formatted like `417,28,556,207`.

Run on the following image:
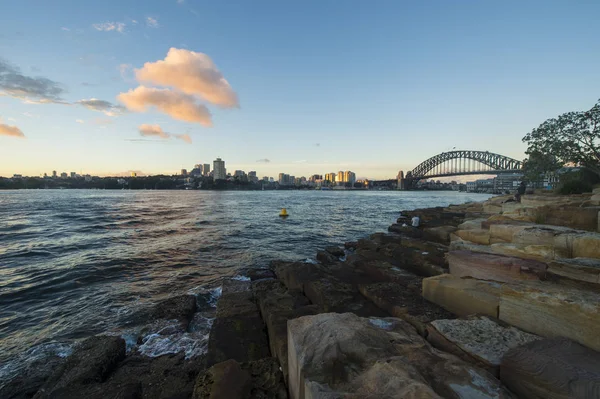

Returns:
457,219,487,231
490,243,556,262
500,338,600,399
499,281,600,352
448,250,547,283
423,225,458,245
422,274,503,318
359,282,454,336
547,258,600,287
554,231,600,259
454,229,491,245
426,316,540,376
272,261,323,291
287,312,513,399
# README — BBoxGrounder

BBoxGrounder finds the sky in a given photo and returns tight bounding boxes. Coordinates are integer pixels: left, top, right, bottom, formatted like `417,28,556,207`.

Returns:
1,0,599,179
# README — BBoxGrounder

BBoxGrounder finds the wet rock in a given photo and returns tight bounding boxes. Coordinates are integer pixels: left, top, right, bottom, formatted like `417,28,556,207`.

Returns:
448,250,547,283
245,268,277,281
303,278,355,312
316,250,338,265
359,282,454,336
271,261,322,292
343,241,357,250
240,357,287,399
325,246,345,257
34,336,126,399
151,294,197,325
0,353,67,399
206,279,271,367
422,226,457,245
426,316,540,377
500,337,600,399
356,238,379,252
422,274,503,318
105,353,204,399
499,281,600,351
287,312,513,399
193,359,251,399
388,224,424,239
369,232,403,246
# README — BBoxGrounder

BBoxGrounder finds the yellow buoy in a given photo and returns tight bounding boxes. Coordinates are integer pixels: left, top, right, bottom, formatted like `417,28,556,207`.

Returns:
279,208,289,217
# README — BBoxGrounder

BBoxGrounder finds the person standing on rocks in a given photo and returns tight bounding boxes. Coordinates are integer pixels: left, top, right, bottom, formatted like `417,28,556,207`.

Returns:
411,215,420,227
515,181,526,203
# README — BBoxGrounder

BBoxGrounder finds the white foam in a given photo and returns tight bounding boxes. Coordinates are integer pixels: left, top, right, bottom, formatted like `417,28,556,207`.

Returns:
232,275,251,281
304,258,318,264
138,331,209,359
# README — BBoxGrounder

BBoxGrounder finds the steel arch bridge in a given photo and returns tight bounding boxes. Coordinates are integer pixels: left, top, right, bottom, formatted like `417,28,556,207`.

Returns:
406,150,522,180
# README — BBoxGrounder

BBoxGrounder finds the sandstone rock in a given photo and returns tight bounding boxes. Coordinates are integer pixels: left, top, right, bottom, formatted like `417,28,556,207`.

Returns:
193,359,251,399
539,205,600,231
448,250,546,283
588,193,600,205
483,203,502,214
500,338,600,399
490,243,556,261
594,187,600,194
454,229,490,245
316,250,338,265
512,225,575,247
422,226,457,245
449,239,495,255
34,336,126,399
325,246,345,257
554,231,600,259
359,282,454,336
272,261,322,291
547,258,600,287
499,281,600,351
288,313,513,399
426,316,540,377
457,218,486,230
422,274,503,318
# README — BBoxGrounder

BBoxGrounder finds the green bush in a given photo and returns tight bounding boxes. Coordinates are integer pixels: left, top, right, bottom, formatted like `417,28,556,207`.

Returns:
557,179,593,195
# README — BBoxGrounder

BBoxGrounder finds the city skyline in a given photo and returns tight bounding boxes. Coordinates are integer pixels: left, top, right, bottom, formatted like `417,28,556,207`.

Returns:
1,1,600,178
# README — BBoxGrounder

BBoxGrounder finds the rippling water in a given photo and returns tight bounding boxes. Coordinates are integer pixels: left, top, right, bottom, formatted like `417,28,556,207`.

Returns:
0,189,490,384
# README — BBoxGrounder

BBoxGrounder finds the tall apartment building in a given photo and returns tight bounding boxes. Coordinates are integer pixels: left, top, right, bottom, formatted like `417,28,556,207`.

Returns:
213,158,226,180
203,164,210,176
343,171,356,185
324,173,336,183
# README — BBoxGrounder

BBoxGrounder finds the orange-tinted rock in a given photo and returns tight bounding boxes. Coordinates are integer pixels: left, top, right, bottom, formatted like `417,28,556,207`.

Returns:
448,250,546,283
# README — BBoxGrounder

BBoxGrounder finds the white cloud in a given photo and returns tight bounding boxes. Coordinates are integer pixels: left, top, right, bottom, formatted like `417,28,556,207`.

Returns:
0,58,65,103
22,112,37,118
131,19,138,25
135,48,238,108
138,124,192,144
146,17,159,28
119,64,133,81
118,86,212,126
76,119,85,123
0,121,25,138
61,27,70,31
93,22,126,33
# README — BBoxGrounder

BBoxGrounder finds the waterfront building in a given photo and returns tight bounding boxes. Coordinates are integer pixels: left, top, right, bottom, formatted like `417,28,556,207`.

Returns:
52,170,57,178
343,171,356,185
60,172,68,179
337,171,344,184
278,173,291,185
181,169,187,176
234,170,246,177
213,158,226,180
324,173,336,184
248,171,258,183
70,172,76,178
203,164,211,176
131,172,137,178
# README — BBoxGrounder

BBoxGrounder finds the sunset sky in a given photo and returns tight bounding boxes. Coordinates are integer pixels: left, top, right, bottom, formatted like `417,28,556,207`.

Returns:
1,0,599,179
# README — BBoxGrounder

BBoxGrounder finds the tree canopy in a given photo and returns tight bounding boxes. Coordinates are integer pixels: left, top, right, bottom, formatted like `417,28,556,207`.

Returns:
523,99,600,177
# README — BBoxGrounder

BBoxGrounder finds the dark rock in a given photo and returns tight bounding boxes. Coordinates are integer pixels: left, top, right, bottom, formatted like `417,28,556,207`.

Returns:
316,250,338,265
271,261,322,291
151,294,197,325
369,232,403,246
245,268,277,281
193,359,251,399
388,224,424,239
344,241,358,250
356,238,379,251
240,358,287,399
0,353,67,399
325,246,345,258
103,352,203,399
500,337,600,399
34,336,126,399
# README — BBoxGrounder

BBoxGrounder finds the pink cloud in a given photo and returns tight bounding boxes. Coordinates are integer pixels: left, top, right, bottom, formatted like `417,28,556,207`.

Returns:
0,122,25,138
118,86,212,126
138,124,192,144
135,48,239,108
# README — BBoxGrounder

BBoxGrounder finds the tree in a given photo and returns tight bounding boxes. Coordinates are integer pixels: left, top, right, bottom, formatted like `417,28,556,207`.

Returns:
523,99,600,178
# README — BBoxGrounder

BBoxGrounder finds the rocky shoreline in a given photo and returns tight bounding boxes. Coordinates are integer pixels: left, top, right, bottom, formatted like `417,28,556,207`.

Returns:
3,191,600,398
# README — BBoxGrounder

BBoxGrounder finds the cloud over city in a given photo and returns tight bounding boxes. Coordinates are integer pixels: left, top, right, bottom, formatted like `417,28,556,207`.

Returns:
0,58,65,103
146,17,159,28
76,98,126,116
138,123,192,143
256,158,271,163
0,121,25,138
93,22,126,33
135,48,239,108
118,86,212,125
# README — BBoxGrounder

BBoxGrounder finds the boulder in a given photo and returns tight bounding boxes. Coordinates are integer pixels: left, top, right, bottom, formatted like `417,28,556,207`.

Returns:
193,359,251,399
240,357,287,399
359,282,455,336
454,229,490,245
426,316,540,377
287,313,513,399
539,205,600,231
369,232,403,246
490,243,556,262
344,241,358,250
272,261,322,291
388,224,424,239
547,258,600,287
447,250,546,283
457,219,486,230
316,250,338,265
513,226,574,247
499,281,600,351
422,274,503,318
34,336,126,399
422,226,457,244
150,294,197,325
245,268,277,281
488,223,530,242
500,338,600,399
0,352,67,399
593,194,600,205
325,246,345,257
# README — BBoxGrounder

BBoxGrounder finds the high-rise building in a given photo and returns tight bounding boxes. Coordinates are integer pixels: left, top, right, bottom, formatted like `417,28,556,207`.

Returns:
337,171,344,184
203,164,210,176
52,170,57,178
278,173,291,185
234,170,246,177
248,171,258,183
343,171,356,185
181,169,188,176
324,173,336,183
213,158,226,180
70,172,76,178
60,172,68,179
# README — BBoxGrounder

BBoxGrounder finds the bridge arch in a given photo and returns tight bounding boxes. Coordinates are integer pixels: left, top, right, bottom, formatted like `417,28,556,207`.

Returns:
407,150,522,179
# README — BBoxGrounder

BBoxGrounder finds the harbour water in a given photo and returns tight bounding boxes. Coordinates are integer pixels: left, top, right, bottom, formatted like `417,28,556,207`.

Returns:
0,189,491,386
